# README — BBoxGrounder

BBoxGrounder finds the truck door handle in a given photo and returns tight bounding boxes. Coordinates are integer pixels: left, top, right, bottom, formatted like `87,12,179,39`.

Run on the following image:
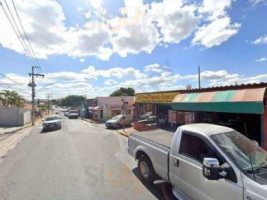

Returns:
174,158,179,167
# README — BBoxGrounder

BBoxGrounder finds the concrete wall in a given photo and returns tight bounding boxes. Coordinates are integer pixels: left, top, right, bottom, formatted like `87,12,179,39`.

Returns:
23,110,31,125
0,107,31,126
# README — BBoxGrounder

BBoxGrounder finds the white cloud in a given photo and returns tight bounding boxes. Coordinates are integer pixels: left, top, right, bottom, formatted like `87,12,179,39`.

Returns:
82,66,147,79
0,0,242,60
1,64,267,99
110,0,199,56
0,0,113,60
79,58,85,63
67,22,113,60
192,0,240,48
144,63,166,73
109,0,160,57
255,57,267,62
199,0,234,20
104,79,117,85
84,0,103,9
250,0,266,4
192,16,240,48
148,0,199,43
252,35,267,44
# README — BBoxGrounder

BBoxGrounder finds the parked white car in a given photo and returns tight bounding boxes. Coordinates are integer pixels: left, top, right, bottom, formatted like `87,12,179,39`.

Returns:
68,110,78,119
128,123,267,200
42,115,62,132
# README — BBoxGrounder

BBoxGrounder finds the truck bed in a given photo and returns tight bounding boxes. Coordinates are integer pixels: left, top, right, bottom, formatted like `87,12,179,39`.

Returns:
131,129,175,149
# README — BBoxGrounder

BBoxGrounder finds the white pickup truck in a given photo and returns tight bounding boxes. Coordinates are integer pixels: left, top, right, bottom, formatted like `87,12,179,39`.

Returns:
128,123,267,200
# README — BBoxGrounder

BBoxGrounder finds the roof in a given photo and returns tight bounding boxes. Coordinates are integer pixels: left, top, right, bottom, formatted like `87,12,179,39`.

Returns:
181,123,234,137
136,82,267,95
171,87,266,114
173,87,266,103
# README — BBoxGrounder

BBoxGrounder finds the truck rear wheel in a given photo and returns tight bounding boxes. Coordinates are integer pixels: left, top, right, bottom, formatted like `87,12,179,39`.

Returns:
138,155,157,184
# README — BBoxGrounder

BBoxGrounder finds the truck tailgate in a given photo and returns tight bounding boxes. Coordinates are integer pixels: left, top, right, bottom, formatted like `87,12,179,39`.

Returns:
132,129,174,148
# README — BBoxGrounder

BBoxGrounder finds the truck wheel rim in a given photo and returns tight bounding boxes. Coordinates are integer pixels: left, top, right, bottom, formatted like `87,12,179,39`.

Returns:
140,162,150,178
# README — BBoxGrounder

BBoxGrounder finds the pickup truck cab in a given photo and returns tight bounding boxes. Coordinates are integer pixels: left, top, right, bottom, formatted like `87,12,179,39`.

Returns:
128,123,267,200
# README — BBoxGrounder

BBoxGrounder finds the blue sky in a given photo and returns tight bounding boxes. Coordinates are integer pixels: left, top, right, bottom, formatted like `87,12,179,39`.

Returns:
0,0,266,99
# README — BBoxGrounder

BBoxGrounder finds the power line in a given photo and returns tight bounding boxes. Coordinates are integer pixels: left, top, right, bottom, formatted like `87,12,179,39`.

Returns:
0,1,37,67
11,0,41,68
4,0,39,67
36,84,54,93
0,82,31,95
0,73,29,90
3,0,37,65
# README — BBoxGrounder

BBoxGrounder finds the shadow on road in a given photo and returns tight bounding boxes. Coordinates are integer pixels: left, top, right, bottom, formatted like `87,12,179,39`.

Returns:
40,128,61,134
132,168,177,200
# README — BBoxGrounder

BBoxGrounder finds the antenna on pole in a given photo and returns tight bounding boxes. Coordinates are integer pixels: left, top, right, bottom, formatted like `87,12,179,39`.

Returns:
198,66,201,89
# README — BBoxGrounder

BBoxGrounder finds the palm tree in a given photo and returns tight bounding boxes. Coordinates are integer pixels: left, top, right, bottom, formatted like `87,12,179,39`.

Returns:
0,90,26,107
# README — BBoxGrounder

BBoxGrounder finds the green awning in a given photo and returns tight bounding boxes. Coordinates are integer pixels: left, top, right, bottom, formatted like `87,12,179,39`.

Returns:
172,88,266,114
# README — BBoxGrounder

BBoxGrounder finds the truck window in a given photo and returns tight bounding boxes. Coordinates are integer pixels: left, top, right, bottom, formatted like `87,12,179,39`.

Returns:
179,132,223,164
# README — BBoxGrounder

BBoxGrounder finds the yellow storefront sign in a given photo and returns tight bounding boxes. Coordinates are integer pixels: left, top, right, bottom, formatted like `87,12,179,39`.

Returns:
136,92,179,103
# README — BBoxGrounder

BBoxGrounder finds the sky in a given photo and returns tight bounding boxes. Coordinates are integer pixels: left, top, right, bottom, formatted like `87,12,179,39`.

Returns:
0,0,266,100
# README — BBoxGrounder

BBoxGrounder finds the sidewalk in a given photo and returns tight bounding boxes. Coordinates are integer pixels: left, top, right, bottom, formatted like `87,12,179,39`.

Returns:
117,127,137,137
82,118,104,124
0,116,45,161
0,126,26,135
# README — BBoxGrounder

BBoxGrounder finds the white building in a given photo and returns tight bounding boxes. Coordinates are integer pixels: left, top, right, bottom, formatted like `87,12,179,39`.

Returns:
92,96,135,121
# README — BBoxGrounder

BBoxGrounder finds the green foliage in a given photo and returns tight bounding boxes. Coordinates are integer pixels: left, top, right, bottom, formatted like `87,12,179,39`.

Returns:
0,90,25,107
110,87,135,97
51,99,59,106
60,95,86,107
38,105,47,112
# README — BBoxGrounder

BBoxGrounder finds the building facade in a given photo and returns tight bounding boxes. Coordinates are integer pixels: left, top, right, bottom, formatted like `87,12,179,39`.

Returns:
91,96,135,121
134,83,267,150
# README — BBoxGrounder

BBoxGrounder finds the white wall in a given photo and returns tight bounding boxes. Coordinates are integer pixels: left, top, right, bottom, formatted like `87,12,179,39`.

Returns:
0,107,31,126
23,110,31,125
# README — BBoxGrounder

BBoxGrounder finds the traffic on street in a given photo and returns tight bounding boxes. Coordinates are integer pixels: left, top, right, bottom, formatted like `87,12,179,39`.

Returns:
0,114,168,200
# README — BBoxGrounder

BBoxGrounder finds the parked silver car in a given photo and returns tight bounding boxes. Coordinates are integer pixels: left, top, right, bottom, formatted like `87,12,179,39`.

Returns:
42,115,62,132
105,114,132,129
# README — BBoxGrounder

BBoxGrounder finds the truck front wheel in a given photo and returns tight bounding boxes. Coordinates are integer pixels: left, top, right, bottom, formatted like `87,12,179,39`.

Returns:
138,155,157,184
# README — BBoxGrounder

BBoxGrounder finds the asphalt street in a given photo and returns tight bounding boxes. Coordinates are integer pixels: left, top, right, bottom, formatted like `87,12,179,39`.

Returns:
0,116,164,200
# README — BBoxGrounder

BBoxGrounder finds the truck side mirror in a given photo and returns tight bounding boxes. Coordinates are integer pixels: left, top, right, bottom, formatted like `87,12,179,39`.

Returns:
252,140,259,146
202,158,221,180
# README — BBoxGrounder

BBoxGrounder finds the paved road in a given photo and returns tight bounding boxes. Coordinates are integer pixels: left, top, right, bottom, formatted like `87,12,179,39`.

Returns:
0,117,164,200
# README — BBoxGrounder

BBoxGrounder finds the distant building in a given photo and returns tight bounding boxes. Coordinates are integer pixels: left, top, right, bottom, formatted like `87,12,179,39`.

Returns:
89,96,135,121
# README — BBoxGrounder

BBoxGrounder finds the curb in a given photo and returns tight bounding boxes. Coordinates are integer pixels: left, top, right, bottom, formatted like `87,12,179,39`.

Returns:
1,123,33,135
82,118,102,124
117,131,129,138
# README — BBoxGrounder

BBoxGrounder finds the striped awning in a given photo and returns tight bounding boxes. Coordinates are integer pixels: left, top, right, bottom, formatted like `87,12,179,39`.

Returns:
172,88,266,114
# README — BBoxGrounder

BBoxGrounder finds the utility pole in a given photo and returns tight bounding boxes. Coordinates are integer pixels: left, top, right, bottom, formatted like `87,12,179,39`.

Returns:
28,66,44,125
121,98,126,133
198,66,201,89
46,93,53,116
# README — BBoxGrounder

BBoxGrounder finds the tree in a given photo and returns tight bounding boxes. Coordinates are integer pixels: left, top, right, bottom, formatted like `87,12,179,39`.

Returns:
0,90,25,107
51,99,59,106
60,95,86,107
110,87,135,97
